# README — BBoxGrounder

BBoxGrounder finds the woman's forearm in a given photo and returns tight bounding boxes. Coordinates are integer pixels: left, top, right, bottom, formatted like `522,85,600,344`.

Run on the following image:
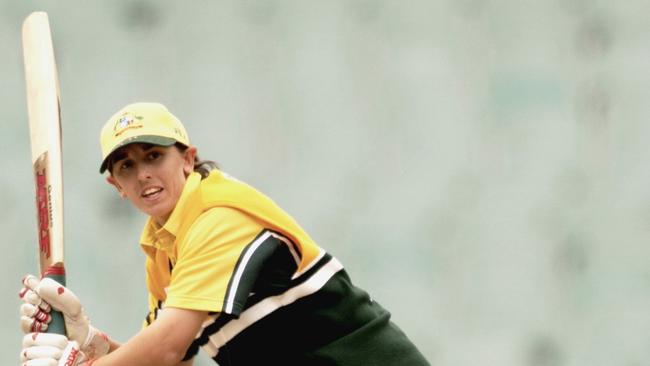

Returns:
89,308,206,366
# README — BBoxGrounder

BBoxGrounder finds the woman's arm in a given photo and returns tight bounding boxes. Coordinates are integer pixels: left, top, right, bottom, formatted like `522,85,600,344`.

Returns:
91,307,206,366
102,339,194,366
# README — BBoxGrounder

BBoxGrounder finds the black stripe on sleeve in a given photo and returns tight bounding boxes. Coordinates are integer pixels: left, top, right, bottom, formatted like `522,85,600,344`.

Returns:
221,230,269,315
266,229,302,263
221,230,300,316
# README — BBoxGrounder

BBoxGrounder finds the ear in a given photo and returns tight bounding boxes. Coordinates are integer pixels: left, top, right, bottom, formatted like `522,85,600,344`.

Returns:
183,147,197,176
106,176,127,199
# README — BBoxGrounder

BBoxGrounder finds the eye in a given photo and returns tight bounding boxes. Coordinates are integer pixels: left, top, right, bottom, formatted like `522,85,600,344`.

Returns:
118,160,133,171
147,151,162,161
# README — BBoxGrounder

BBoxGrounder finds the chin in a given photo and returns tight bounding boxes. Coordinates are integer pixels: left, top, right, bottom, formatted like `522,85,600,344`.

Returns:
150,209,172,220
140,204,172,221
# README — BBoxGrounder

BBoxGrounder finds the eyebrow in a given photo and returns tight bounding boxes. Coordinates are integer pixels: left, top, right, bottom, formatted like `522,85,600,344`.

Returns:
110,151,128,165
109,144,157,167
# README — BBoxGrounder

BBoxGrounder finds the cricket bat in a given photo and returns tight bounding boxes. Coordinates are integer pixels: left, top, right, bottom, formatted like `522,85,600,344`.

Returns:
22,11,67,335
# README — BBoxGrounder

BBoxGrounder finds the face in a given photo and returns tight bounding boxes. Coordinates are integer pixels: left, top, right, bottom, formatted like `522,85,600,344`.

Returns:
106,143,196,226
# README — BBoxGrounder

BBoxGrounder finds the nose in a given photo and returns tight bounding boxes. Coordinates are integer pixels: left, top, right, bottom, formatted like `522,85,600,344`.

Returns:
136,165,152,181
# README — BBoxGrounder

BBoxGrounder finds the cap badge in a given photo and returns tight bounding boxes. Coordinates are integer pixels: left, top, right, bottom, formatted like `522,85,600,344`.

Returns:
113,114,144,137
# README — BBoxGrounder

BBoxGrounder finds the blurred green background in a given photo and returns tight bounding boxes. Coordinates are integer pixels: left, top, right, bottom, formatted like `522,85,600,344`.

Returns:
4,1,650,365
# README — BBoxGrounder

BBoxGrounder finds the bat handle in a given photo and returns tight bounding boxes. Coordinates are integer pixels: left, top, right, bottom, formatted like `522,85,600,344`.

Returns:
42,265,67,335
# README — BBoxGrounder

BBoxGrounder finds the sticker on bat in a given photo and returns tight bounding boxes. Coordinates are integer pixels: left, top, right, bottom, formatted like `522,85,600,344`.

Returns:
34,152,52,259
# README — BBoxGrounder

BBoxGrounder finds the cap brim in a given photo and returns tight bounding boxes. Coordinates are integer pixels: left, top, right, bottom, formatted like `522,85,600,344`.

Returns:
99,135,178,173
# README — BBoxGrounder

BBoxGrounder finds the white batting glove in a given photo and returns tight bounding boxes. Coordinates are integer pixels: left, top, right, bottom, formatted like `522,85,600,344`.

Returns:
20,333,86,366
19,275,110,360
19,280,52,333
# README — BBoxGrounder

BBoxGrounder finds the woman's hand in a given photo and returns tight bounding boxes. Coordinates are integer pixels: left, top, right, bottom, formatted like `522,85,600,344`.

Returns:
20,332,89,366
19,275,111,360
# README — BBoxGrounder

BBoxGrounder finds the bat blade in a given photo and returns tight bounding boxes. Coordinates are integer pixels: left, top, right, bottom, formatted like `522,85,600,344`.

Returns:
22,11,67,335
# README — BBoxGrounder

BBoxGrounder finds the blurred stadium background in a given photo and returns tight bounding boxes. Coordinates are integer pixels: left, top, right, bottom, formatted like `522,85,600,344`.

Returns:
3,1,650,365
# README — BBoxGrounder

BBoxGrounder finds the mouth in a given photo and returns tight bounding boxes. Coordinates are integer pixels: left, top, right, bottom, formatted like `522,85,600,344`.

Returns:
141,187,163,199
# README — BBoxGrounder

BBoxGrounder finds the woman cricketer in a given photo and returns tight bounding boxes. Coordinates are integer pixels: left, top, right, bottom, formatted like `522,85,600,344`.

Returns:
19,103,429,366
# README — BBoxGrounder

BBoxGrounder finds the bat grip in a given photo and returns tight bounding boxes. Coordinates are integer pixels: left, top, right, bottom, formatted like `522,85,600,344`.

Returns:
42,266,67,335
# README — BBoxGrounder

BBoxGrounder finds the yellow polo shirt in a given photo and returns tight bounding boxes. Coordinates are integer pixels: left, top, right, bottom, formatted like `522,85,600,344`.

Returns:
140,170,321,324
138,170,429,365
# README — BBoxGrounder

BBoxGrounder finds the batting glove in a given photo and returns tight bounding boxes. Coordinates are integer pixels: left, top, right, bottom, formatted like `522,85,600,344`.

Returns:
20,332,87,366
20,333,87,366
19,275,109,360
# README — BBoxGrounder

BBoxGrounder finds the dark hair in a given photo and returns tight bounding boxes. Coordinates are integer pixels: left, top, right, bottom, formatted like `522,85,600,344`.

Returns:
175,143,219,179
106,142,219,179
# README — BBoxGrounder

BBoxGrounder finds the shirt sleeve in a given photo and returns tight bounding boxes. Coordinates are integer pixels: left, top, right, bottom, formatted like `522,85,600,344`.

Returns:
164,206,265,313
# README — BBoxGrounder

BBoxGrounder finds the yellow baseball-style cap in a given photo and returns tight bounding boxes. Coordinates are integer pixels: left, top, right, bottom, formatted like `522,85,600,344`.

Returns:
99,102,190,173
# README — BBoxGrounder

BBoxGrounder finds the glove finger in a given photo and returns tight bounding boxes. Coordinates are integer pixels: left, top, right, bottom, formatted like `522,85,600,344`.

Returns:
19,288,52,312
20,288,41,306
35,278,82,318
22,274,40,291
20,303,39,317
21,303,52,324
21,345,63,362
23,358,58,366
21,315,49,333
23,333,68,348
